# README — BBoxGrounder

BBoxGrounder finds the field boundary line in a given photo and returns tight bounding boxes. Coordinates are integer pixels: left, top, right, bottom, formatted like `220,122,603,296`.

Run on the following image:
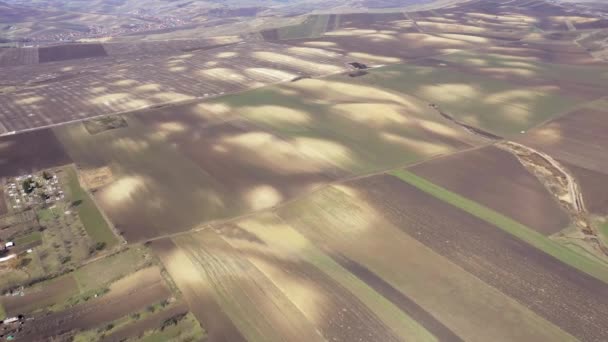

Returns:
389,169,608,284
142,143,491,244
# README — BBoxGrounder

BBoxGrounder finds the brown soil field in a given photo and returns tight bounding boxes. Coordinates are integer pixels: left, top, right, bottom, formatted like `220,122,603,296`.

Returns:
352,174,608,341
38,44,108,63
1,275,78,316
261,29,279,41
150,238,246,342
278,185,573,341
210,216,425,342
517,107,608,175
56,112,337,242
563,161,608,215
101,301,190,342
15,267,170,341
409,146,571,235
0,48,39,67
0,42,350,134
0,129,71,178
328,253,463,341
169,230,332,342
102,37,241,57
150,118,336,202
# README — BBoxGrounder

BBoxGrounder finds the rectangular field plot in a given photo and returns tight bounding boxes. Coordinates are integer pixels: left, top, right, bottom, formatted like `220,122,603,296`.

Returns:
390,170,608,284
0,129,71,178
277,184,577,342
409,146,570,234
38,43,108,63
53,110,338,242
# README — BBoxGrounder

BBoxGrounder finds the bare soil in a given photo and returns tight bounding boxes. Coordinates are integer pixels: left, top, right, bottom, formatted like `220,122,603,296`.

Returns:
150,238,246,342
517,108,608,175
278,184,573,341
159,119,336,205
328,252,463,341
0,129,71,178
410,146,570,235
563,161,608,215
212,221,412,342
1,275,78,316
353,174,608,342
38,44,108,63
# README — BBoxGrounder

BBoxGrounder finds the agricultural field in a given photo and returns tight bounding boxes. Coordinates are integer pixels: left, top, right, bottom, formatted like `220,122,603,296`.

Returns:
153,174,608,341
290,176,608,340
0,41,351,134
340,40,608,137
37,43,108,63
272,15,332,40
266,6,537,66
409,146,571,234
516,100,608,216
0,129,71,178
52,110,338,242
210,76,481,174
1,0,608,340
48,69,483,242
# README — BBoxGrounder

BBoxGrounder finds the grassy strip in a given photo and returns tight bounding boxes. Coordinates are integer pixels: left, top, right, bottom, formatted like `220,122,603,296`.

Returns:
136,312,206,342
14,231,42,246
0,302,6,321
306,248,437,342
73,247,149,293
73,300,176,342
390,170,608,284
278,15,330,39
598,219,608,247
66,167,117,248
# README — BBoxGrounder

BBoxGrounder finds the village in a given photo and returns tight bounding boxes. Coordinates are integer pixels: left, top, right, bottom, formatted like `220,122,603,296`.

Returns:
0,170,68,340
5,171,64,211
16,14,192,46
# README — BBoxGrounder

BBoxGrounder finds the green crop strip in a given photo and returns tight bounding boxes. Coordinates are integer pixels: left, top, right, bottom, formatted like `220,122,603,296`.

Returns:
390,169,608,284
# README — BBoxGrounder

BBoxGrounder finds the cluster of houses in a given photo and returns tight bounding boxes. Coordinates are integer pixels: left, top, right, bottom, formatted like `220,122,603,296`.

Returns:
27,14,190,44
5,172,64,210
0,315,26,341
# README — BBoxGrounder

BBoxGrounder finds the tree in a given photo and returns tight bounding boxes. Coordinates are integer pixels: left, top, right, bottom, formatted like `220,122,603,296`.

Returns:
95,242,106,251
